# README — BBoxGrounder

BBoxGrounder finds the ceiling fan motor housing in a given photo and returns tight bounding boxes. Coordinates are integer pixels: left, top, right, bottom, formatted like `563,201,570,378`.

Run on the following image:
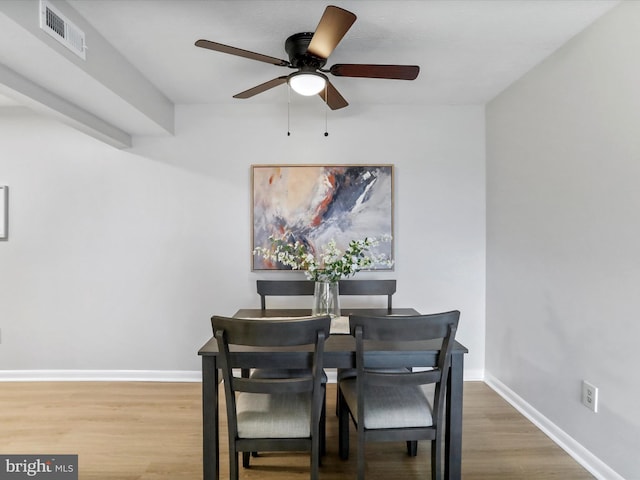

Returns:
285,32,327,69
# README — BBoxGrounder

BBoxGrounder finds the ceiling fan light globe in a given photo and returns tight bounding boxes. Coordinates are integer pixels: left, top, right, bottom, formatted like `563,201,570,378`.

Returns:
289,72,327,96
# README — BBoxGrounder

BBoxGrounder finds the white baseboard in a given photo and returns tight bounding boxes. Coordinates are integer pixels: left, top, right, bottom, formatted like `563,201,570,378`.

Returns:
0,370,202,382
485,373,624,480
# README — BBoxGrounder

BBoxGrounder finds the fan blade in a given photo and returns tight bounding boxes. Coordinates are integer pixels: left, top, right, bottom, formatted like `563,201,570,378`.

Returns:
330,64,420,80
318,80,348,110
233,76,288,99
195,39,290,67
307,6,357,59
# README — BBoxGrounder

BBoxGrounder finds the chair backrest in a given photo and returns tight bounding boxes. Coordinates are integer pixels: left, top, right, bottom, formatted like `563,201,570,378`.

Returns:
211,315,331,438
256,279,397,311
339,280,396,312
349,311,460,425
256,280,315,310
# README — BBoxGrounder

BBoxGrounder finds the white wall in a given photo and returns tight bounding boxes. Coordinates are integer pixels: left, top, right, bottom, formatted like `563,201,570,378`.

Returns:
486,3,640,479
0,103,485,378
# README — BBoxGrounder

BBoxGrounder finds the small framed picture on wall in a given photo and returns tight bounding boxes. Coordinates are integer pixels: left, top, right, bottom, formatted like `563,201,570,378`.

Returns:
0,186,8,240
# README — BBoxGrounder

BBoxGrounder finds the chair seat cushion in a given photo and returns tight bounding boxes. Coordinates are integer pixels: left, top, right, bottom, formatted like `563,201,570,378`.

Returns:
237,392,311,438
340,379,434,429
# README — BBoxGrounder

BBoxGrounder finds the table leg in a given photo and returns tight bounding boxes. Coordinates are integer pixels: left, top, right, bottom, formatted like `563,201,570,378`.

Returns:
202,356,219,480
445,352,464,480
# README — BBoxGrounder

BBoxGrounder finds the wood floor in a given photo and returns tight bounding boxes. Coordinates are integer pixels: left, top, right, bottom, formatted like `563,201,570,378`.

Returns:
0,381,593,480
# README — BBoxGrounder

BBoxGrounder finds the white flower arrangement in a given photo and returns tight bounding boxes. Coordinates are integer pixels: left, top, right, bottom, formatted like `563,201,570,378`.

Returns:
253,233,393,283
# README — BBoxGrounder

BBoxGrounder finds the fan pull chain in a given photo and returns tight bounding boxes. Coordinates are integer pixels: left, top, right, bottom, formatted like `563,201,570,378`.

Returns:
287,84,291,136
324,83,329,137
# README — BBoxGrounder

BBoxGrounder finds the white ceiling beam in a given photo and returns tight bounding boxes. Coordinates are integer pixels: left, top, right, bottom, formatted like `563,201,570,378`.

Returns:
0,62,131,149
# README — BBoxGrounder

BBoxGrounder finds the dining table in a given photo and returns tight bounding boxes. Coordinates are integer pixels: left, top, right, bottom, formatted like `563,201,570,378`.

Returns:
198,307,468,480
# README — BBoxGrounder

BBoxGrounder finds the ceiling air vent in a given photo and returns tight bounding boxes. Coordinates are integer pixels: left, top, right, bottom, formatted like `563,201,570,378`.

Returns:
39,0,86,60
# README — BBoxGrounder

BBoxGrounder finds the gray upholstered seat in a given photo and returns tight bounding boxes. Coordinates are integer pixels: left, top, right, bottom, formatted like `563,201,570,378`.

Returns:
249,367,328,455
339,382,435,429
237,392,312,438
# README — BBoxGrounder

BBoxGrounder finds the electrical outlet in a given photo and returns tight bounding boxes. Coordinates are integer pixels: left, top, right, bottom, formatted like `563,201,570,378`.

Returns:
582,381,598,412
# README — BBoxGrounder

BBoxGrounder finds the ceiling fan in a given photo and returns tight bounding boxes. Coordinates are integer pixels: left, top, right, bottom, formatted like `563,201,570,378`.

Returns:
195,5,420,110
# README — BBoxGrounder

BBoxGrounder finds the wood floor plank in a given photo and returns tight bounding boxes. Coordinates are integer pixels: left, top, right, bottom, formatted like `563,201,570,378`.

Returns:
0,380,593,479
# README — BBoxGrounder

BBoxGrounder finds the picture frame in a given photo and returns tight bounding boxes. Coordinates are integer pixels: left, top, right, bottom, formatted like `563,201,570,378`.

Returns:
0,186,7,240
252,164,394,271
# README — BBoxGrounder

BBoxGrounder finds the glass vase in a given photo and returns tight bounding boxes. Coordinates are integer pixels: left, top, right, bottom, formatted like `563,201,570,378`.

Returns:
312,281,340,318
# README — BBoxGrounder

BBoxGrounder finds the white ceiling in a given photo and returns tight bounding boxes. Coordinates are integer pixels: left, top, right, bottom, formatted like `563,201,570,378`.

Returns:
0,0,620,140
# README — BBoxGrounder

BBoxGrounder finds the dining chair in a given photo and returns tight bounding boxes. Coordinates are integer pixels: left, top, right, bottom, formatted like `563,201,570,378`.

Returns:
337,311,460,480
337,279,396,312
256,280,315,310
211,315,331,480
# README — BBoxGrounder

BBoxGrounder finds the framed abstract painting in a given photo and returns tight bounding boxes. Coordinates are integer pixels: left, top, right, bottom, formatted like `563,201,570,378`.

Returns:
252,164,394,271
